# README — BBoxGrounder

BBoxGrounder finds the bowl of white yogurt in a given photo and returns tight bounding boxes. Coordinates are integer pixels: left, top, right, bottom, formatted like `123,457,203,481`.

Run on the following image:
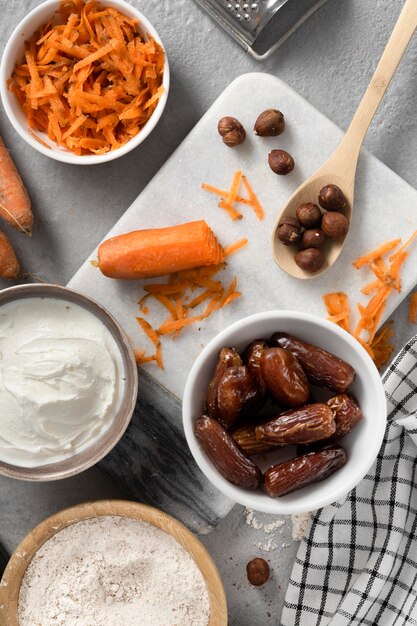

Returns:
0,284,138,480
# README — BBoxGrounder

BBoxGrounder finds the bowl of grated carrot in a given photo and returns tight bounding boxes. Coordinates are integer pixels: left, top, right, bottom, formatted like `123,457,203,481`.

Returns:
0,0,169,164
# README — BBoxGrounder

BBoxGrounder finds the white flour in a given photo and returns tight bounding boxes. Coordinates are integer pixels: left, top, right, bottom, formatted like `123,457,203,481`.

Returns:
18,516,210,626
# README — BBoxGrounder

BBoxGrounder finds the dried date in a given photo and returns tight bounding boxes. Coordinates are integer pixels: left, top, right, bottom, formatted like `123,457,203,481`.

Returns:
271,333,355,393
262,445,347,497
327,394,362,440
216,365,260,429
260,347,309,407
232,423,281,455
195,415,262,489
255,403,335,445
206,348,242,420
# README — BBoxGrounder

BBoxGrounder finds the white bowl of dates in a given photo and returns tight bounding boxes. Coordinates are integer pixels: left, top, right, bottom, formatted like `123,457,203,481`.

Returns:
183,311,387,514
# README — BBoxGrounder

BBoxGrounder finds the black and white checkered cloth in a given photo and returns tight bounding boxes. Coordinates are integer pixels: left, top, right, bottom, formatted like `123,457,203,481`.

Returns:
281,337,417,626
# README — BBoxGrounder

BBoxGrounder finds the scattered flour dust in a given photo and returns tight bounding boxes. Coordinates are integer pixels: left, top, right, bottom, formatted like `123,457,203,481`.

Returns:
18,516,210,626
244,508,313,551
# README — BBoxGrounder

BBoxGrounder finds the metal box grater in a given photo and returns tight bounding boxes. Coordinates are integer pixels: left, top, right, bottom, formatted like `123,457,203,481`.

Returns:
193,0,330,59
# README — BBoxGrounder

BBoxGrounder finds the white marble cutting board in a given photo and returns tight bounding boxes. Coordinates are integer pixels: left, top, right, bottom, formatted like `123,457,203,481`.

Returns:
70,72,417,399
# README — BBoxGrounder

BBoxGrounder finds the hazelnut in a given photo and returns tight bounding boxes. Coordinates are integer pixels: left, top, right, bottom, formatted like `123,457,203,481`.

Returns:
217,116,246,147
277,216,302,245
299,228,325,250
321,212,349,239
246,557,270,586
268,150,295,175
318,184,347,211
294,248,325,272
254,109,285,137
296,203,322,228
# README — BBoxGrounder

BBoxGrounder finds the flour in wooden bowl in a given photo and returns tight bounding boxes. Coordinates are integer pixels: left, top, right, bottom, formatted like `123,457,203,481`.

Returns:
18,516,210,626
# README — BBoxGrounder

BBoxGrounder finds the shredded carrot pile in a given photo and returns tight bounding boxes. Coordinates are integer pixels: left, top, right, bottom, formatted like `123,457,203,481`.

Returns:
409,292,417,324
8,0,164,155
323,231,417,369
202,171,265,221
134,239,246,367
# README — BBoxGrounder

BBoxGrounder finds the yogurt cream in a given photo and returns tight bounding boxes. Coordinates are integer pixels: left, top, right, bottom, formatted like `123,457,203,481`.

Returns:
0,297,123,467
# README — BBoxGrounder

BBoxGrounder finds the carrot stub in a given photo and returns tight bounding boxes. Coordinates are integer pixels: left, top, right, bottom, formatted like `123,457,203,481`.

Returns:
98,220,224,279
0,137,33,236
0,230,20,279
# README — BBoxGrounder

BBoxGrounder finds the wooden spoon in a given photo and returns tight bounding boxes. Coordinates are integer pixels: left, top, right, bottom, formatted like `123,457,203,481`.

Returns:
272,0,417,279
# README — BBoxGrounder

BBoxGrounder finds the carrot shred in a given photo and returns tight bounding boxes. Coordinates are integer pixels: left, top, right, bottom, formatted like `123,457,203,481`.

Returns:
9,1,165,155
201,183,252,206
226,170,242,208
223,238,248,257
322,292,350,333
409,292,417,324
352,239,401,269
361,279,384,296
136,317,163,369
370,322,395,369
241,174,265,221
218,199,243,221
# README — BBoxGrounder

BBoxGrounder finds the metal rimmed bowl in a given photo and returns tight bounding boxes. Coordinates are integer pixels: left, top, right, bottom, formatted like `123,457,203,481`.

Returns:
0,0,170,165
0,283,138,481
0,500,227,626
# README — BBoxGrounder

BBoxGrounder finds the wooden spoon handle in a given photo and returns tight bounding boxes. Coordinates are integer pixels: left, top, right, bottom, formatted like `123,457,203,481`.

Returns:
337,0,417,165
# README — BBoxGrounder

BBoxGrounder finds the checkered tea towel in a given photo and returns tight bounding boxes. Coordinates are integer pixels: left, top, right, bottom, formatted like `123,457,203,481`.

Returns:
281,337,417,626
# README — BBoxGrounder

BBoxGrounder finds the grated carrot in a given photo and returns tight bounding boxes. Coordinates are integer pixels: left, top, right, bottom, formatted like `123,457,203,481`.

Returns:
202,172,265,221
133,243,243,367
136,317,163,369
409,292,417,324
201,183,252,205
223,238,248,257
325,231,417,368
241,174,265,221
8,0,165,155
322,292,350,333
218,199,243,221
370,322,395,369
352,239,401,269
226,170,242,208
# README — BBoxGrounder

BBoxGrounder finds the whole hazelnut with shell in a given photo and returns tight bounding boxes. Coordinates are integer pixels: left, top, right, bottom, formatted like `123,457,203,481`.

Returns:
294,248,325,272
217,116,246,147
268,150,295,175
299,228,325,250
277,216,302,245
254,109,285,137
296,203,322,228
319,184,347,211
321,212,349,239
246,557,270,586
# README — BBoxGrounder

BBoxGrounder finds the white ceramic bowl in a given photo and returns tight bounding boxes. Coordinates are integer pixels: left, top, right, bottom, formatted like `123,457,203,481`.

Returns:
183,311,387,515
0,0,169,164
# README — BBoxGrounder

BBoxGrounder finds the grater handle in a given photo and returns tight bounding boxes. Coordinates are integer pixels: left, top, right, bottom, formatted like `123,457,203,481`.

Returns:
335,0,417,167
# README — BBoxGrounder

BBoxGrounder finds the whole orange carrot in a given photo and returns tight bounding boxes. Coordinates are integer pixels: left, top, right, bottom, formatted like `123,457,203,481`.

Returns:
98,220,224,279
0,137,33,236
0,230,20,279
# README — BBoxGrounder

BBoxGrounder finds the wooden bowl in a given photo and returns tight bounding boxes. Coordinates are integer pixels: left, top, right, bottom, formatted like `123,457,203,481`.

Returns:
0,500,227,626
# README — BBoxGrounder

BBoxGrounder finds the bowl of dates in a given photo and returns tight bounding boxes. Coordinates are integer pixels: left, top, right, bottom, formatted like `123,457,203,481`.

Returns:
183,311,387,514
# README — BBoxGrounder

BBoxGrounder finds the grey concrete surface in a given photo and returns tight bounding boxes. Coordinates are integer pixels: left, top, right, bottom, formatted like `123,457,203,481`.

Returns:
1,0,417,624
